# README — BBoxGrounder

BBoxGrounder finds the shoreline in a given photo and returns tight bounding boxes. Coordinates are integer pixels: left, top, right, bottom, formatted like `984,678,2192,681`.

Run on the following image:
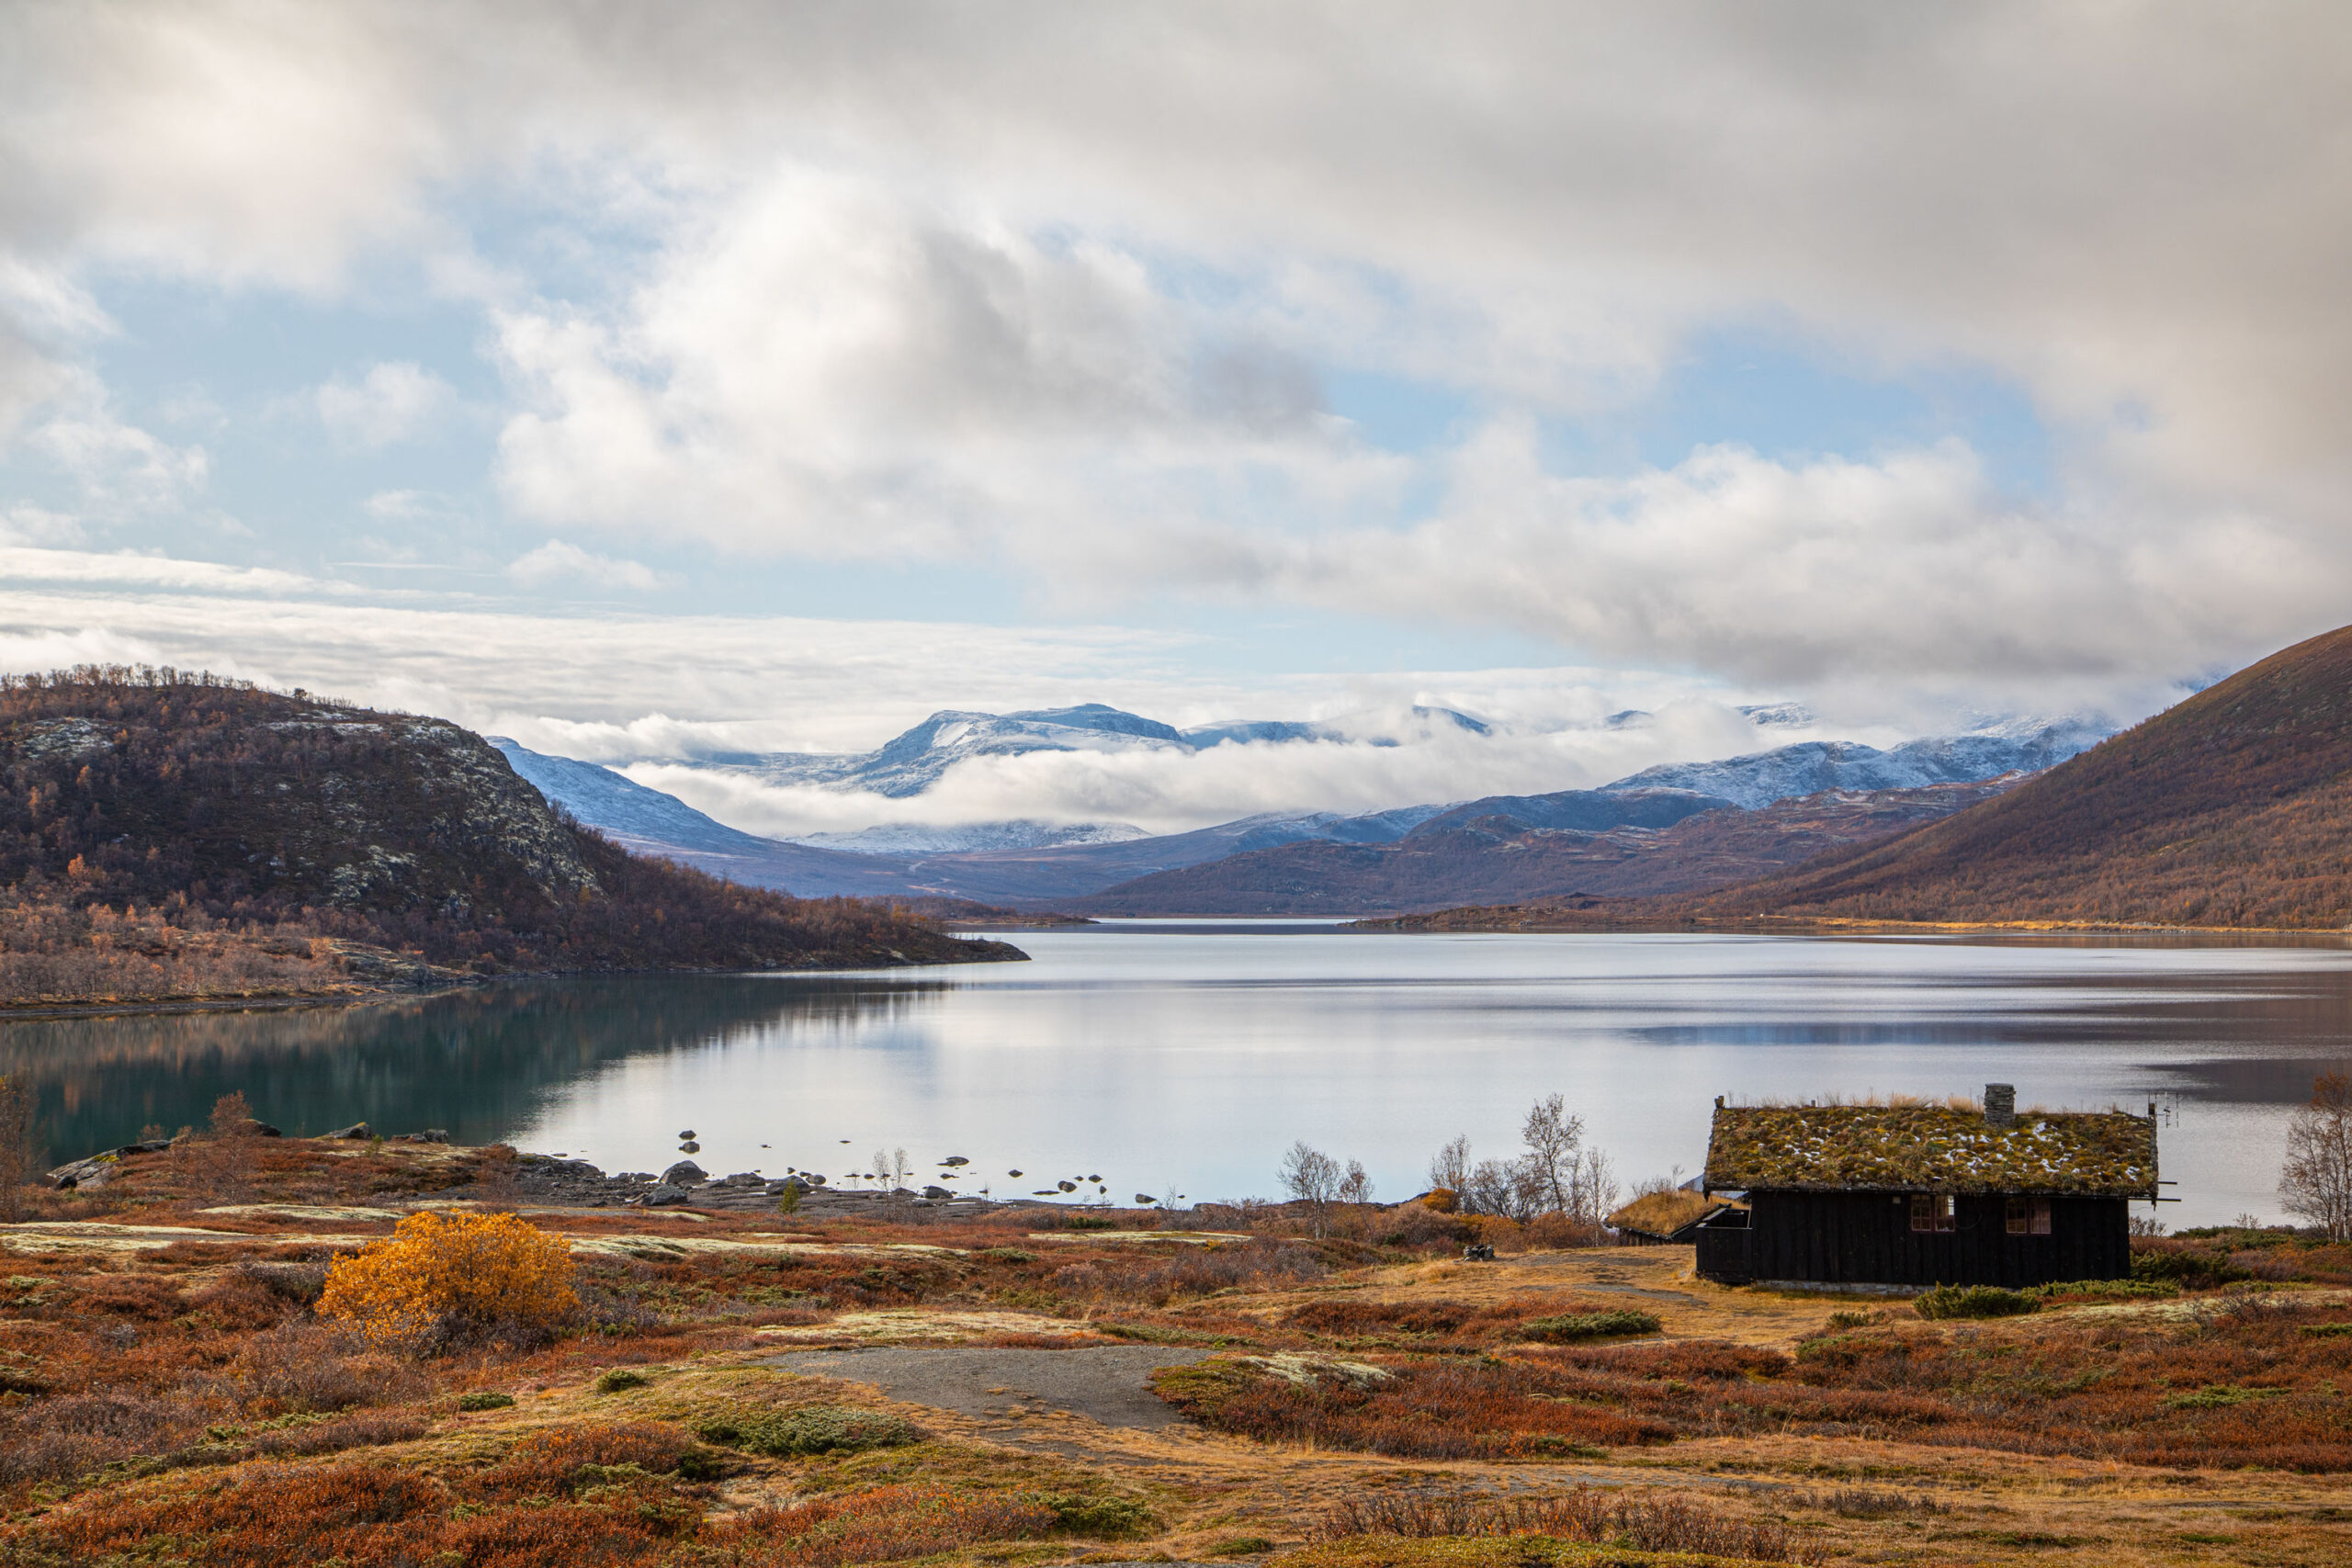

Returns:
1348,911,2352,942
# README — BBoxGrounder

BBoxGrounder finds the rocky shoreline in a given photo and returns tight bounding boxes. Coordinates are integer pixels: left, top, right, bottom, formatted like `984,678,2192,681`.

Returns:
45,1125,1059,1219
507,1151,1055,1218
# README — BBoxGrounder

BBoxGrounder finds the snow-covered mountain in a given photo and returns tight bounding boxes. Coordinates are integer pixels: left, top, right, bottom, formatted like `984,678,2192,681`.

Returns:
786,819,1149,855
678,700,1495,800
1599,718,2111,809
490,738,773,855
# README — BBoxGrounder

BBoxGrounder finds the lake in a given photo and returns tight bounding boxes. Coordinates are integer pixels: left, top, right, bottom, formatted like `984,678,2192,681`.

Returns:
7,923,2349,1227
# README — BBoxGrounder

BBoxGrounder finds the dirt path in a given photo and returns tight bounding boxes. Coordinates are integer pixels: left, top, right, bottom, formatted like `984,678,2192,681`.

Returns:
762,1345,1215,1430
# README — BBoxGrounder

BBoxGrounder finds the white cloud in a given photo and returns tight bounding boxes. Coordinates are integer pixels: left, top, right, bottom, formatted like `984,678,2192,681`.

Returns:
506,539,662,592
315,361,455,450
7,4,2352,706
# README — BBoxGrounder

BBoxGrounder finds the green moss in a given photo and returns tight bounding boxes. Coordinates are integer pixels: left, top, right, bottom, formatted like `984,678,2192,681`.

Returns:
693,1403,919,1456
1521,1309,1661,1342
456,1391,515,1411
1915,1285,2040,1320
1703,1104,2156,1196
593,1368,650,1393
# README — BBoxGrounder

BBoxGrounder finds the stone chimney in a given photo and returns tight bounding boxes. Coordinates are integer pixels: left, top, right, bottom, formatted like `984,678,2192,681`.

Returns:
1984,1083,2017,1128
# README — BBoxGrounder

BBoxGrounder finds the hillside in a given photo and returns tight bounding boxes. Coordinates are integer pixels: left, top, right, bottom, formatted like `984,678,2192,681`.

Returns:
1378,623,2352,932
1080,779,2016,915
1701,625,2352,927
0,669,1020,1006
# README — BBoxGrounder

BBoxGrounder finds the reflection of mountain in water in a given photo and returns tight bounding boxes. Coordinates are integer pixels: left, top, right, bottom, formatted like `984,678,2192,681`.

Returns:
0,976,942,1159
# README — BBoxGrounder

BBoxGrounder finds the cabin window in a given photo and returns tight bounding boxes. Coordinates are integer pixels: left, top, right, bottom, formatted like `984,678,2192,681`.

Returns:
2007,1195,2052,1235
1910,1193,1954,1233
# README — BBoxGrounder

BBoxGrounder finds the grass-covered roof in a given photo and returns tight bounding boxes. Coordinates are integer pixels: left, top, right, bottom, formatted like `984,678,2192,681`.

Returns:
1702,1103,2156,1197
1604,1189,1745,1238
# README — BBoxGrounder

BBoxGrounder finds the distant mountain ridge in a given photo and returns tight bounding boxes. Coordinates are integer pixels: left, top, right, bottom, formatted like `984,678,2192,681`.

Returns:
1603,719,2109,808
678,700,1497,800
499,710,2115,914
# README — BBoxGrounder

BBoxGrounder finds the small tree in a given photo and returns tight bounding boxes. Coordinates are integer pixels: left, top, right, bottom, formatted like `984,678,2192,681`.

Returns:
1279,1141,1342,1237
1428,1134,1472,1195
0,1075,41,1223
1339,1159,1374,1207
1521,1093,1585,1213
2280,1071,2352,1241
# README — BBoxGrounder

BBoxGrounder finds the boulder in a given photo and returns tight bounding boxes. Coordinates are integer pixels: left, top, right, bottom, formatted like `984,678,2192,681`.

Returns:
1135,1193,1158,1205
661,1159,707,1187
922,1185,954,1201
677,1141,701,1155
677,1130,696,1140
641,1183,694,1207
321,1122,371,1140
44,1155,117,1190
718,1172,763,1188
941,1155,969,1167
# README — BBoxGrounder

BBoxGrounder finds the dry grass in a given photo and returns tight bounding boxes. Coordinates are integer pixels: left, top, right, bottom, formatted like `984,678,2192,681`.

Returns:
1317,1488,1819,1564
1150,1353,1674,1459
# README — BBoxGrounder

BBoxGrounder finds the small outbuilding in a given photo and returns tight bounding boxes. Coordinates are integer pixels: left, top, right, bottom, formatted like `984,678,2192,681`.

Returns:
1606,1188,1747,1245
1694,1084,2157,1289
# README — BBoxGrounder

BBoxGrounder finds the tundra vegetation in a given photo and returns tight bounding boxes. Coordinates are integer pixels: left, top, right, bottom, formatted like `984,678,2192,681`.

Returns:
1,1111,2349,1567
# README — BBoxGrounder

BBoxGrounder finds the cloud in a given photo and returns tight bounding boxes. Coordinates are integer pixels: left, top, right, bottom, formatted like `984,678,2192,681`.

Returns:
618,697,1812,839
9,4,2352,705
506,539,662,592
315,361,455,450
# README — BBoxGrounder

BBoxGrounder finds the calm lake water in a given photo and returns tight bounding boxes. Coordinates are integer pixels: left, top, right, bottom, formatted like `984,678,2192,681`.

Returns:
8,923,2350,1228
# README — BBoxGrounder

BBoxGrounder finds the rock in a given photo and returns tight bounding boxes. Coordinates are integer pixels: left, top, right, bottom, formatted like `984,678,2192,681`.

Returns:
1056,1179,1077,1192
941,1155,969,1167
400,1129,449,1144
1008,1168,1023,1177
45,1156,117,1190
677,1130,696,1140
641,1183,693,1207
1135,1193,1157,1205
1463,1242,1496,1262
677,1141,701,1155
321,1122,371,1140
661,1159,707,1186
922,1185,954,1201
1086,1174,1102,1183
718,1172,763,1188
245,1122,284,1138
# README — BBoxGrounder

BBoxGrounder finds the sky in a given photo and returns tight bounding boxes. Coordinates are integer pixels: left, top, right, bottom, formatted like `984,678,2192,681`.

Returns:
3,3,2347,832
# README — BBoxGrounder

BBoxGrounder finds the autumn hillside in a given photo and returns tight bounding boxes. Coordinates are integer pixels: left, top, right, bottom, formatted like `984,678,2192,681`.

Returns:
0,668,1019,1004
1701,623,2352,928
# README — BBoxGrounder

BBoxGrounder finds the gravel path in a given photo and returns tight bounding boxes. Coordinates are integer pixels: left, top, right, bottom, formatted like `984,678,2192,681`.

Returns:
762,1345,1216,1431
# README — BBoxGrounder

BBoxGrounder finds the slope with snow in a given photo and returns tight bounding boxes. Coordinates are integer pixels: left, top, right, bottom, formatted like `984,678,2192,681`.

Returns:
1599,720,2110,809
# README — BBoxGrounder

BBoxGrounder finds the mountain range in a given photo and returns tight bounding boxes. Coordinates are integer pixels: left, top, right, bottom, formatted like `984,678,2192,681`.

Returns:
496,705,2109,915
1377,623,2352,932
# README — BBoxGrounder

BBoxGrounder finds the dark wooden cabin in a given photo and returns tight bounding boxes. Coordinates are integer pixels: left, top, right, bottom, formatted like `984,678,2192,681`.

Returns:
1693,1085,2156,1289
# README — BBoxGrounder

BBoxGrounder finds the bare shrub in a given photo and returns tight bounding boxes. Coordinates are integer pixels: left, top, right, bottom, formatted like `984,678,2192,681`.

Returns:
229,1322,430,1412
2281,1071,2352,1241
0,1073,42,1222
245,1410,428,1456
1316,1487,1816,1563
1279,1142,1342,1237
0,1390,211,1483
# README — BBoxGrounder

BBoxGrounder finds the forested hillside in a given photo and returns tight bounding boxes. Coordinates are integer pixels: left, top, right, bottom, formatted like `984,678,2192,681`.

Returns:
0,669,1019,1006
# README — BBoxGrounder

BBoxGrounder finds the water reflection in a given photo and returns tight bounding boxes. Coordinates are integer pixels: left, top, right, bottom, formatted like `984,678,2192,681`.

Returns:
5,930,2349,1226
0,976,944,1157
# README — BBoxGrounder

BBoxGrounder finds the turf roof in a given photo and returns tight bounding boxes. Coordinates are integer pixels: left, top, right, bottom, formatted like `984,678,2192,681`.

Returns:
1702,1103,2157,1197
1604,1189,1745,1237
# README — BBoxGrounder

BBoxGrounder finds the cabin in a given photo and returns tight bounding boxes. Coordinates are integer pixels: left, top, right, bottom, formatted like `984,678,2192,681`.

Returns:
1606,1187,1747,1245
1693,1084,2156,1289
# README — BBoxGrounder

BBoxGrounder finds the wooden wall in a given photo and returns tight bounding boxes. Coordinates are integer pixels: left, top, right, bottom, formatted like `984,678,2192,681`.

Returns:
1694,1190,2131,1287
